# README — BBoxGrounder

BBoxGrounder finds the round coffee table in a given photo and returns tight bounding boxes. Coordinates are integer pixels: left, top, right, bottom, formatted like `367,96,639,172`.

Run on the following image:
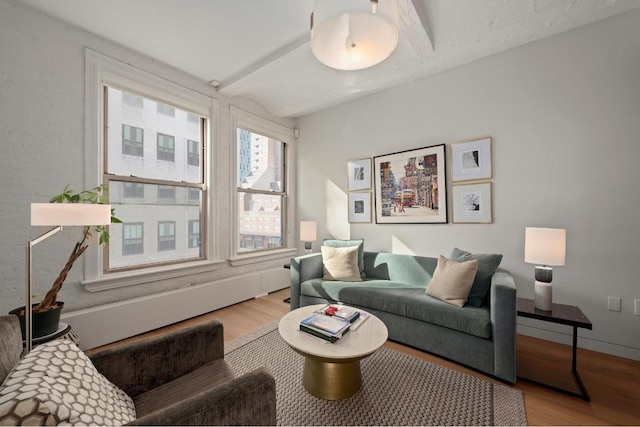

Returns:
279,304,388,400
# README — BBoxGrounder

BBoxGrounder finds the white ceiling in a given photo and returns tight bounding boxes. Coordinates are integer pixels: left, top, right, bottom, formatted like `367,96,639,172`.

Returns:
18,0,640,118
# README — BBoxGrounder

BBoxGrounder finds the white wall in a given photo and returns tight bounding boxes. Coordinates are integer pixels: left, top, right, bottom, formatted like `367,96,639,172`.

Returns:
0,0,293,347
296,9,640,360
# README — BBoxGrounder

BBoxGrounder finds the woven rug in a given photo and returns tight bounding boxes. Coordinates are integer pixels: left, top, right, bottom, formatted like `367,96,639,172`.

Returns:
225,321,527,426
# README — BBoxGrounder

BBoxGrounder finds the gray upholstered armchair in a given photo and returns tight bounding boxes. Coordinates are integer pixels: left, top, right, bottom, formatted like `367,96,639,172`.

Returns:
0,315,276,426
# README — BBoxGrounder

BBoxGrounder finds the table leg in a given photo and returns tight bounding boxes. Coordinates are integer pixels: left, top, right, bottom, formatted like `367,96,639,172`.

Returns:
303,357,362,400
571,325,590,401
517,326,590,401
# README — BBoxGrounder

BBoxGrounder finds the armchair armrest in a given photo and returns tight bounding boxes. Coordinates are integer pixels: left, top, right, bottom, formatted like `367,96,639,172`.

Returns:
126,368,276,426
490,268,517,383
88,319,224,397
289,253,323,309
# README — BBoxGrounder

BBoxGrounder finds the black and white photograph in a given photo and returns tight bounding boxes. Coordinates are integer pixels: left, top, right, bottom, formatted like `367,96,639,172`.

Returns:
348,192,372,223
347,158,372,191
450,137,492,182
452,182,492,223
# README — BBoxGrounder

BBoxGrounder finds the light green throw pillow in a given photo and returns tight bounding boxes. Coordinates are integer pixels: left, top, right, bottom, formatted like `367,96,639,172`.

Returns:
426,255,478,307
321,245,363,282
323,239,365,278
449,247,503,307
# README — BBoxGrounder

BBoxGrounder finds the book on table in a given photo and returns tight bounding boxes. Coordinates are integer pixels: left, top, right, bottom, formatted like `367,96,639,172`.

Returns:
314,304,361,323
299,313,351,342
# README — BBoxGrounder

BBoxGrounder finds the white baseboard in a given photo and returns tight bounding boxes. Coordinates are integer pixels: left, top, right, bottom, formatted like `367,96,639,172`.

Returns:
62,267,289,350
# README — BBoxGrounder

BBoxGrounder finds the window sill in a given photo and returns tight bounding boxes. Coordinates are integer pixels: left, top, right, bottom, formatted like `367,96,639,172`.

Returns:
82,259,227,292
228,248,297,267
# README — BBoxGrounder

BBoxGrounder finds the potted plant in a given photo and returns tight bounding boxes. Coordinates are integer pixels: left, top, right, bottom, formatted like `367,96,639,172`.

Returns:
10,185,121,339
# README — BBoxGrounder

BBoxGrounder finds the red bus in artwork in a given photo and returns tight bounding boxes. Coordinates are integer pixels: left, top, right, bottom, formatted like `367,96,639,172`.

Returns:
394,189,415,207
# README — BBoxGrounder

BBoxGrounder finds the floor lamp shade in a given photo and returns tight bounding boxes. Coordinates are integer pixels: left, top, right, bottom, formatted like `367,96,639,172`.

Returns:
524,227,566,311
31,203,112,226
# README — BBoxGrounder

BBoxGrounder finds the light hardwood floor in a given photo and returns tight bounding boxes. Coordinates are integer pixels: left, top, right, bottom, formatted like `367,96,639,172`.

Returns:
92,289,640,426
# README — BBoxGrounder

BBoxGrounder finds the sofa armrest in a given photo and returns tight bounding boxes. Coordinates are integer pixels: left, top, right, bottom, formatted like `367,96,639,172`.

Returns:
88,319,224,397
289,253,323,309
489,268,517,383
126,368,276,426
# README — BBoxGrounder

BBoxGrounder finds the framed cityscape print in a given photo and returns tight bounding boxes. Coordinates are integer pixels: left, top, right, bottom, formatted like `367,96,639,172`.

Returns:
450,137,492,182
348,192,372,223
452,182,492,223
373,144,448,224
347,158,372,191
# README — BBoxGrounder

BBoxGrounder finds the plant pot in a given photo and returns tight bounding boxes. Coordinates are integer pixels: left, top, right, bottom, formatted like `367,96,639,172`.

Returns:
9,302,64,340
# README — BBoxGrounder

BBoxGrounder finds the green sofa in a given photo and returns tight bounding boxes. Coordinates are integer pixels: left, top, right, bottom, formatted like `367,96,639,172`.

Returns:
289,251,517,383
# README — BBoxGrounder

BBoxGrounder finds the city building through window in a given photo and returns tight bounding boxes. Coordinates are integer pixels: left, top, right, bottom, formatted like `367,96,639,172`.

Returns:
105,86,206,270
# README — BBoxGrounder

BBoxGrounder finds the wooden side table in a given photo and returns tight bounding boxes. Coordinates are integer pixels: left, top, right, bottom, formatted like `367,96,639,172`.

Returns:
516,297,592,401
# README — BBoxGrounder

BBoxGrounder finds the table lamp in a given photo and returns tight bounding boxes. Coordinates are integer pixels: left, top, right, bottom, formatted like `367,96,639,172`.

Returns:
300,221,317,253
524,227,566,311
26,203,111,352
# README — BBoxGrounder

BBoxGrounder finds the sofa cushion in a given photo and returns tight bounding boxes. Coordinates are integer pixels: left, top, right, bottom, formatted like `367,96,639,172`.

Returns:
426,255,478,307
299,279,491,338
450,247,503,307
321,245,363,282
0,339,136,426
323,239,365,278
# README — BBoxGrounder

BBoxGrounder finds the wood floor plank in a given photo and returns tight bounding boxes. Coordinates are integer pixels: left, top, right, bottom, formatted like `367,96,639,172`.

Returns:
89,289,640,425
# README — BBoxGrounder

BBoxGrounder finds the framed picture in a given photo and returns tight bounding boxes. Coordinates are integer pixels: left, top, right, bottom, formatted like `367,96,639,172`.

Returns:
452,182,492,223
348,192,372,223
450,137,492,182
347,158,372,191
373,144,448,224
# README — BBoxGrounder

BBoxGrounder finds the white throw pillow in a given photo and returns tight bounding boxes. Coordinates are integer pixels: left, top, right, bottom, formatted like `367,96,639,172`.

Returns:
426,255,478,307
0,339,136,426
321,245,363,282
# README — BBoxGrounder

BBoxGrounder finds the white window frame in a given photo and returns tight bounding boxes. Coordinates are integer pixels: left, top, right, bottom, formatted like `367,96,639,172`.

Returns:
229,106,296,266
84,49,223,291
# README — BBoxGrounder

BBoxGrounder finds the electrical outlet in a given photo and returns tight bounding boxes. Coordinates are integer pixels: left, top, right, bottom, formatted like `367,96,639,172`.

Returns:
607,296,621,312
635,299,640,316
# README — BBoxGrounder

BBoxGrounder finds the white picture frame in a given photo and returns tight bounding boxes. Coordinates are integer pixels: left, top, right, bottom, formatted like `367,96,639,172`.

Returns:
347,158,372,191
452,182,492,224
348,192,372,223
450,137,492,182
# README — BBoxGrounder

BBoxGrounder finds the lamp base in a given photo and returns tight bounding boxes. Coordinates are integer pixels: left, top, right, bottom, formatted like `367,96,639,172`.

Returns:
534,280,553,311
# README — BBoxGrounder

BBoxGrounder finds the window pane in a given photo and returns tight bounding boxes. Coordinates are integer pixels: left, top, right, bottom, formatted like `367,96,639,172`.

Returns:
187,139,199,166
108,181,202,268
122,124,144,157
122,223,144,256
106,86,202,183
237,192,283,252
237,128,284,192
157,133,175,162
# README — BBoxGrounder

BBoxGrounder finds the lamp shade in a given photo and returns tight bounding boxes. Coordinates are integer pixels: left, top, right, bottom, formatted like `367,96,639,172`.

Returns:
31,203,111,226
524,227,566,266
311,11,398,71
300,221,317,242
